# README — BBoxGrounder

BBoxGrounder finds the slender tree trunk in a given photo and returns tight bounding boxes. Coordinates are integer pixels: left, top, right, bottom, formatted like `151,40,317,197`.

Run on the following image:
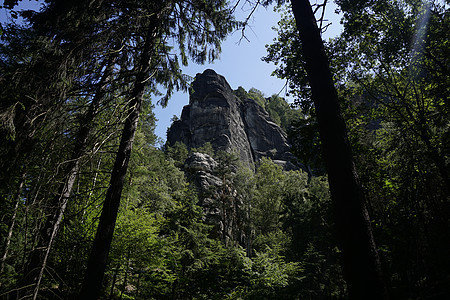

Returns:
136,271,141,299
1,171,26,273
79,27,156,299
119,256,130,300
20,58,115,298
289,0,388,298
108,266,119,299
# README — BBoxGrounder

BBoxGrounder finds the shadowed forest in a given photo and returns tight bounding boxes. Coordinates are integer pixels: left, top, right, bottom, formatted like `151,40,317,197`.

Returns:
0,0,448,299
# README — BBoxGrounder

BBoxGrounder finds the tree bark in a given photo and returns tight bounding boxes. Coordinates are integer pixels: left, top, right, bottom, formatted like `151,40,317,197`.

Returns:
289,0,388,298
79,27,156,300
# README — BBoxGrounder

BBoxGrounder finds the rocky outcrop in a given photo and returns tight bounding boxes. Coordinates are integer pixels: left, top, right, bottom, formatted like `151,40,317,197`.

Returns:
184,152,223,202
241,98,297,169
168,70,299,246
168,69,254,164
167,69,297,170
184,152,246,245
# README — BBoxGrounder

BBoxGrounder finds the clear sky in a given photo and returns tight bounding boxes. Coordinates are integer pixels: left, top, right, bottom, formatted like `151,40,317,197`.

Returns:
0,1,342,144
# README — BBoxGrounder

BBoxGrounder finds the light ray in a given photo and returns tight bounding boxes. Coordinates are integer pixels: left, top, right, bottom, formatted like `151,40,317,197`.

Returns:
409,1,432,78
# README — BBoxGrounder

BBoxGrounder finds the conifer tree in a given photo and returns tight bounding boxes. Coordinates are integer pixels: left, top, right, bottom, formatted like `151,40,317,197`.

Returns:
79,1,235,297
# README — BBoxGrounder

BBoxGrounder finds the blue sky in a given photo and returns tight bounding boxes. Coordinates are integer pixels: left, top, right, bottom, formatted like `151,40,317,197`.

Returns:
154,4,287,143
154,3,343,143
0,1,342,143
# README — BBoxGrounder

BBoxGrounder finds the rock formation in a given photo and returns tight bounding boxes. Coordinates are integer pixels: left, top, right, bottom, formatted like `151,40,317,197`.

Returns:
167,69,300,245
183,152,246,245
167,69,296,170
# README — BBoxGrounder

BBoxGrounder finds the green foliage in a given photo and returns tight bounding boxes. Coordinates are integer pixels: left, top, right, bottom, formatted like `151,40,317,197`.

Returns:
282,174,345,298
233,86,249,102
6,0,449,298
266,0,450,297
242,88,263,109
252,158,285,237
263,4,319,114
233,86,303,132
0,0,237,297
191,142,215,157
245,246,300,299
238,158,345,298
287,116,325,175
166,142,189,168
333,1,449,295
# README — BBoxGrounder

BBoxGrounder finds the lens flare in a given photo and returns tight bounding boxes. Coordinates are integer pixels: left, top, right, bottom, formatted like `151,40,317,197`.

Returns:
409,1,432,77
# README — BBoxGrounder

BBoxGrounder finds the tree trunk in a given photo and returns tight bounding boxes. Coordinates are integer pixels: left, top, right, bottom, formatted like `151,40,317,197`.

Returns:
79,27,156,300
0,171,25,273
108,266,119,299
20,57,116,298
119,256,130,300
289,0,388,298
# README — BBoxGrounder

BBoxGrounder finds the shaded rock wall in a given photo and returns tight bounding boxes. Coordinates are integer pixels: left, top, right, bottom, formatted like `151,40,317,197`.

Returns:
184,152,247,246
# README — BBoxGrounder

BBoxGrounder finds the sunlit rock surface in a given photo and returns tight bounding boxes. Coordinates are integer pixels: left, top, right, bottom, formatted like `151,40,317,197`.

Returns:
167,69,297,170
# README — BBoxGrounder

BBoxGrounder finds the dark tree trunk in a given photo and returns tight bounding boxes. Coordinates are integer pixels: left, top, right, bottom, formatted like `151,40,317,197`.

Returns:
19,58,115,298
79,28,156,300
289,0,388,298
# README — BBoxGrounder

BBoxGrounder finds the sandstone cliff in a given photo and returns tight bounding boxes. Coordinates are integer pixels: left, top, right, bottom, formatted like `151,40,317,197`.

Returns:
167,69,296,170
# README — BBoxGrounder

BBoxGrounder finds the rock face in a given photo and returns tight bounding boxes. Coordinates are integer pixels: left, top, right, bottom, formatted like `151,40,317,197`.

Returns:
167,69,296,169
184,152,246,245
